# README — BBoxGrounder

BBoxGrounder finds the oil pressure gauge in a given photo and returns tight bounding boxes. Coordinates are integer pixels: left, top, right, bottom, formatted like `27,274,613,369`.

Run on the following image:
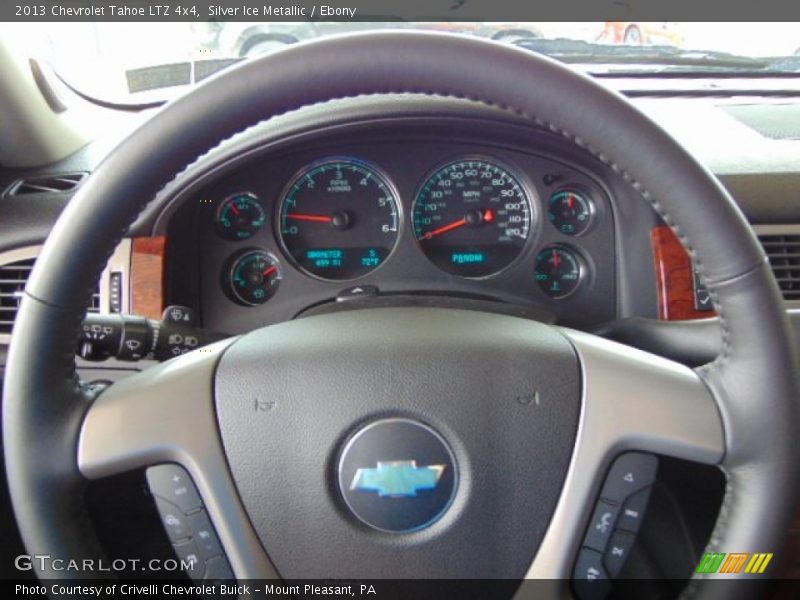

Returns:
534,245,586,299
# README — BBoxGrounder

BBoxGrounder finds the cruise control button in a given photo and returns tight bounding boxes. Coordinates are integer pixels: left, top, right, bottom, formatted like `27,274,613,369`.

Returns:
204,556,234,582
583,500,619,552
618,486,652,534
147,464,203,514
188,510,223,561
600,453,658,503
154,497,191,542
173,539,204,580
604,529,636,577
572,548,611,600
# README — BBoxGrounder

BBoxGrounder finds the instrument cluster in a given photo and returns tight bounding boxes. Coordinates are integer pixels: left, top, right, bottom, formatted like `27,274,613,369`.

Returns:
168,130,617,333
209,155,605,307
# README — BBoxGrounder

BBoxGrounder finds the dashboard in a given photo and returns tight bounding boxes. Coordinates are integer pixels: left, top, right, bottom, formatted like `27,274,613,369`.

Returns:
3,91,800,353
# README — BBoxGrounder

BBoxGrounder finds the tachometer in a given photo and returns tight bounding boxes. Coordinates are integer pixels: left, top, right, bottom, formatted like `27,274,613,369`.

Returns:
277,158,400,280
412,158,533,277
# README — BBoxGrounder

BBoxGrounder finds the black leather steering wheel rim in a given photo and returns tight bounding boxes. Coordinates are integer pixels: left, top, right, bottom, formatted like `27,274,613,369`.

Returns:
4,32,798,593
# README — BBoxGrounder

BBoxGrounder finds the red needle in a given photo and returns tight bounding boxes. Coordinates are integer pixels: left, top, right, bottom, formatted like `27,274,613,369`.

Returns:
553,249,560,268
229,203,241,216
423,218,468,240
286,213,332,223
263,266,277,277
567,194,575,210
483,209,495,222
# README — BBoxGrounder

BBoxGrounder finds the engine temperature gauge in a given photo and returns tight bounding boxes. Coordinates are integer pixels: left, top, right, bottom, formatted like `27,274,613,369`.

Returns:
224,250,282,306
547,188,594,236
534,246,585,299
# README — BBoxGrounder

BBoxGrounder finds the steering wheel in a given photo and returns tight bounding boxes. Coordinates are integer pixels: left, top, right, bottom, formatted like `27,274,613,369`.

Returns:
4,32,798,596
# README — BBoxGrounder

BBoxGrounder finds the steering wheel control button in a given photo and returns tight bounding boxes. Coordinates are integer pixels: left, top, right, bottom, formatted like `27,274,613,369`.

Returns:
146,464,203,514
574,452,658,596
693,270,714,312
147,465,232,581
188,511,224,561
572,548,611,600
172,539,203,578
617,486,653,534
153,497,192,542
604,529,636,578
600,452,658,503
338,418,457,533
583,500,620,552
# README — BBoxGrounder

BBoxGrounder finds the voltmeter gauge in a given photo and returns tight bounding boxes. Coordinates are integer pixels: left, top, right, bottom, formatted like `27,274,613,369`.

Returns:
216,193,267,241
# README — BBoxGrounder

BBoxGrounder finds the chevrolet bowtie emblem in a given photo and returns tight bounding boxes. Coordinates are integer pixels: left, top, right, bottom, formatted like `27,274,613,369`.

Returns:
350,460,446,497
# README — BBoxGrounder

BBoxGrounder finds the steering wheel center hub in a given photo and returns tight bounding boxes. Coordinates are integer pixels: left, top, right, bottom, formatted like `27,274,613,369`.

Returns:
338,418,458,533
214,307,581,578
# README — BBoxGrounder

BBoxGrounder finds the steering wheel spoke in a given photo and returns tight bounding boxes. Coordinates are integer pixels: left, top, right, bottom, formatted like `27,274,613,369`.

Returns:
77,339,277,578
527,329,725,580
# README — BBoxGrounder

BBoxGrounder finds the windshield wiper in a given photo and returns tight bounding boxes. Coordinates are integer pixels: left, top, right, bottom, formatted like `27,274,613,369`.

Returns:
512,38,773,72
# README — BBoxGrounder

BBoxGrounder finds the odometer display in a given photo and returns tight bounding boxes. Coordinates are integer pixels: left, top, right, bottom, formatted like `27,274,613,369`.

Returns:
412,158,533,277
277,159,400,280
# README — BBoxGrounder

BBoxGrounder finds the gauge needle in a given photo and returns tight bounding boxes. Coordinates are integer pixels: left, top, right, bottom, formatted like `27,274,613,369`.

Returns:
553,249,560,268
423,218,467,240
230,204,241,216
286,213,333,223
262,266,277,277
567,194,575,210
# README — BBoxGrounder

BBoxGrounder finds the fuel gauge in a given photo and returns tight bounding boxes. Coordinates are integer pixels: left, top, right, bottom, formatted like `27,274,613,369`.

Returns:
224,249,282,306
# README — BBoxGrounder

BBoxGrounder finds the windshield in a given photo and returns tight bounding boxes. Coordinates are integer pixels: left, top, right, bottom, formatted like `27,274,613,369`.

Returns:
12,22,800,104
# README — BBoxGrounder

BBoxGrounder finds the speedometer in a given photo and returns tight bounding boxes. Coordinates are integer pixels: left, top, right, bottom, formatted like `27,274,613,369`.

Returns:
412,157,533,277
277,158,401,281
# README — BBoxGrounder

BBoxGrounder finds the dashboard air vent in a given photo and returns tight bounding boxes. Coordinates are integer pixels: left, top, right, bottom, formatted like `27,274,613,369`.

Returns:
0,258,99,335
5,172,88,196
759,233,800,300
